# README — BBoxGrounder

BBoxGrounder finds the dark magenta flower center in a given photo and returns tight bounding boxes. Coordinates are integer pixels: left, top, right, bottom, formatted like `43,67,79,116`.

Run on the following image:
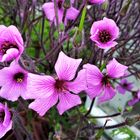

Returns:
58,0,63,9
99,30,111,43
0,109,5,123
101,75,110,86
123,83,128,87
14,72,25,83
1,41,18,54
55,79,66,92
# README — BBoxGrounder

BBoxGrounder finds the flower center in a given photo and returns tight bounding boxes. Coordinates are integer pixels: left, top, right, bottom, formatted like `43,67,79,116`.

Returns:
58,0,63,9
55,79,66,92
14,72,25,83
101,75,110,86
0,109,5,123
123,83,128,88
1,41,18,54
99,30,111,43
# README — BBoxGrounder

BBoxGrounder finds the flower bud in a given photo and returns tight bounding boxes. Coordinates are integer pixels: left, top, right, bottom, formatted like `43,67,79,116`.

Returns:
63,0,71,9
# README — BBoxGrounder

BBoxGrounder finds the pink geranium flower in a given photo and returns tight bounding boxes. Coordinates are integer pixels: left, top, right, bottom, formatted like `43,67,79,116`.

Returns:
117,79,133,94
128,90,140,106
84,58,128,102
0,103,12,139
27,51,86,116
0,25,24,62
90,17,119,49
89,0,105,4
0,61,28,101
42,0,79,25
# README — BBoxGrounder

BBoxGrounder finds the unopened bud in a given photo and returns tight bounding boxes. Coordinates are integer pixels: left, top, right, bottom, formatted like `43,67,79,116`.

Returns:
63,0,71,9
73,29,82,47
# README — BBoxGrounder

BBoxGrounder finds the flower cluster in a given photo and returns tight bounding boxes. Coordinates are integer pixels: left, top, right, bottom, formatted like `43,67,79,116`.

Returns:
0,0,139,138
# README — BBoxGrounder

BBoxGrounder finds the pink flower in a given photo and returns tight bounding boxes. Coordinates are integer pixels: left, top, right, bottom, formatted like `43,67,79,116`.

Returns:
0,61,28,101
116,79,133,94
90,17,119,49
0,25,24,62
84,58,128,102
0,103,12,139
42,0,79,25
27,51,86,116
89,0,105,4
128,90,140,106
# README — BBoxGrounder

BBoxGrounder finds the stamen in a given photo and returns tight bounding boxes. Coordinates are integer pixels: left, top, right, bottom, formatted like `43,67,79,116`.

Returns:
14,72,24,83
99,30,111,43
1,41,18,54
55,79,66,92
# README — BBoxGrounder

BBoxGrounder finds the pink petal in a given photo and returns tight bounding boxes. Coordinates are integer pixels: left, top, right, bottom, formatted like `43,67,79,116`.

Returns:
57,92,81,115
3,103,11,126
89,0,105,4
66,69,86,94
27,73,55,99
2,48,19,62
116,85,126,94
98,85,116,102
0,83,22,101
128,98,139,106
95,41,118,49
42,2,55,21
103,17,119,39
0,25,6,34
137,91,140,99
29,93,58,116
8,25,24,45
86,84,103,99
0,121,12,139
66,7,79,20
55,51,82,81
83,63,103,85
107,58,128,78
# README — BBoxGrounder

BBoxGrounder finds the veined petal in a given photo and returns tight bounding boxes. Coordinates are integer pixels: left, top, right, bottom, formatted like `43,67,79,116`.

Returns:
27,73,55,99
42,2,55,21
66,69,86,94
83,63,103,85
107,58,128,78
95,41,118,49
55,51,82,81
98,85,116,102
0,83,22,101
57,92,81,115
66,7,79,20
0,25,6,34
86,84,103,99
29,93,58,116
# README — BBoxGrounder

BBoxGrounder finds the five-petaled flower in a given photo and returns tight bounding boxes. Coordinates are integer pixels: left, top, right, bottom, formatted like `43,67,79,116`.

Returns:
42,0,79,25
27,51,86,116
117,79,133,94
0,103,12,139
0,61,28,101
89,0,105,4
0,25,24,62
84,58,128,102
90,17,119,49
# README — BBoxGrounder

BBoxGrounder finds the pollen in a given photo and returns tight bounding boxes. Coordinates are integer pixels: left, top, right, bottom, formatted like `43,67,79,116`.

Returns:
16,78,23,83
13,72,24,83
